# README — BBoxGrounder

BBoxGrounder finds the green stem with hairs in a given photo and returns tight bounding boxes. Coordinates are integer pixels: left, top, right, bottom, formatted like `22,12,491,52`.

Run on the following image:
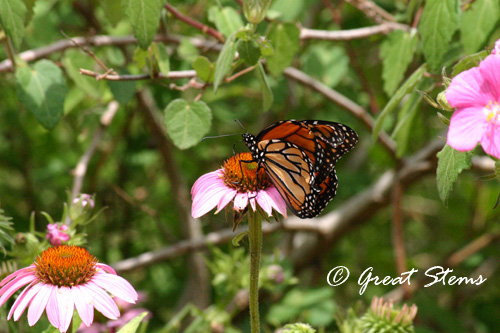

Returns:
248,209,262,332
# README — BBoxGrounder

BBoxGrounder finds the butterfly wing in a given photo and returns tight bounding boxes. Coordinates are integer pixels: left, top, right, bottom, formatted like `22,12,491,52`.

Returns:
250,120,358,218
257,139,313,216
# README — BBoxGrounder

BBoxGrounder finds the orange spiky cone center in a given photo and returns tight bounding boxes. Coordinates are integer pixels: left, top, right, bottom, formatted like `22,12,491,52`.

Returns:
34,245,98,287
222,153,271,192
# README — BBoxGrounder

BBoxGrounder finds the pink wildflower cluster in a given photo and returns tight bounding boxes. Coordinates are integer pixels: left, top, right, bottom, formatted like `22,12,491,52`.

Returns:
46,223,70,246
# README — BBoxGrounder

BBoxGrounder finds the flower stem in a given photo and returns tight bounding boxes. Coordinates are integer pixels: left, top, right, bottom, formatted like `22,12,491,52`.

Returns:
248,210,262,332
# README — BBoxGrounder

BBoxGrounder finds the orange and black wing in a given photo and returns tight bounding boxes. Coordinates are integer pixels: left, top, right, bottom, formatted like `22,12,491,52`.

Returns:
250,119,358,218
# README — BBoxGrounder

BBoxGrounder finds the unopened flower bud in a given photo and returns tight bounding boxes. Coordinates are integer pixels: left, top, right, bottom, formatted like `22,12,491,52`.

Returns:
69,193,95,221
268,264,284,284
437,91,453,111
243,0,272,24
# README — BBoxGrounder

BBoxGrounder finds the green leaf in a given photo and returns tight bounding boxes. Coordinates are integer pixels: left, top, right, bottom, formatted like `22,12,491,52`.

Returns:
391,90,422,157
62,49,101,99
451,50,489,77
237,39,261,65
193,56,215,83
117,312,149,333
268,0,305,21
151,42,170,74
373,64,426,141
164,99,212,149
213,33,237,93
256,62,273,111
461,0,500,53
107,70,136,104
22,0,35,25
16,60,67,130
266,22,300,77
101,0,123,26
380,30,418,95
0,0,26,49
123,0,165,50
208,6,243,38
177,37,200,63
436,144,472,206
232,231,248,246
71,310,82,332
301,44,348,88
419,0,460,70
133,47,149,70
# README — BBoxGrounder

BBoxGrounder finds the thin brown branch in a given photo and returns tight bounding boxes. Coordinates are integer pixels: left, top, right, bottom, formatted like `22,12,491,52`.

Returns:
0,21,411,73
135,89,210,309
392,179,411,299
70,100,119,206
225,64,257,82
0,34,220,73
164,2,225,43
300,23,410,40
344,0,397,23
79,68,197,81
60,31,112,73
1,35,16,70
283,66,398,160
112,140,445,273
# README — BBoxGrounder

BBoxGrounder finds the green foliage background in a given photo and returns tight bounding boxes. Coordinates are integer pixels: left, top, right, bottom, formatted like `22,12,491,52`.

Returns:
1,0,500,332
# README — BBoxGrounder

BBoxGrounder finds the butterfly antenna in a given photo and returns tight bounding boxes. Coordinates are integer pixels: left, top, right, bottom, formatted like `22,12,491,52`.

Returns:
202,133,244,141
235,119,248,132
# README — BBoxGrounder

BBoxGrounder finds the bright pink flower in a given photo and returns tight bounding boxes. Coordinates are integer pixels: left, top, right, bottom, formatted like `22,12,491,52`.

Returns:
0,246,137,333
492,39,500,55
445,54,500,159
46,223,70,246
191,153,287,219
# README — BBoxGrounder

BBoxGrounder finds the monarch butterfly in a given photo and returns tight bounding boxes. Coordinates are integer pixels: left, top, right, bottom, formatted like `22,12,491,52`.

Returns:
242,120,358,218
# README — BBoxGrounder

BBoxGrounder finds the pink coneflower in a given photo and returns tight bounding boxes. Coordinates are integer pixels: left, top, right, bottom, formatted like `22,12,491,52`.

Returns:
191,152,287,219
446,52,500,159
46,223,70,246
0,245,138,333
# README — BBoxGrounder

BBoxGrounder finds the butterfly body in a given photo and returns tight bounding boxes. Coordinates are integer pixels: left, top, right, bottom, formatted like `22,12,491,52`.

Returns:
242,120,358,218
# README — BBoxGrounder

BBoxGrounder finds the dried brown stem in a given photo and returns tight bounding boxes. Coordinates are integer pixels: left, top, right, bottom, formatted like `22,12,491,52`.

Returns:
79,68,197,81
136,89,210,309
392,179,411,299
60,31,113,73
70,101,119,209
283,67,398,160
344,0,396,23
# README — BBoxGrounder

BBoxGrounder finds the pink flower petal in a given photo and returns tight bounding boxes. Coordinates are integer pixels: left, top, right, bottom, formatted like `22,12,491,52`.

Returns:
479,55,500,101
263,186,288,218
85,281,120,319
0,266,35,287
447,106,487,151
446,66,492,108
0,274,37,308
481,123,500,159
46,286,61,329
191,170,223,196
192,187,232,218
91,273,138,304
248,192,257,211
255,191,273,216
72,285,94,327
233,193,249,211
57,287,75,333
215,188,237,214
8,280,38,320
96,263,117,275
26,284,53,325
